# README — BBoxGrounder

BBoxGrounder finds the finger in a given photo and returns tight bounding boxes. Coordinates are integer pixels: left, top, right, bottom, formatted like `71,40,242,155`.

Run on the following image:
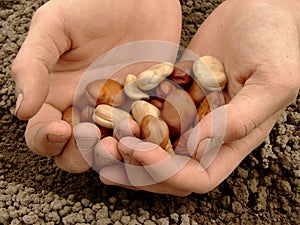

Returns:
100,163,191,196
113,117,140,140
99,137,152,186
99,164,139,192
118,137,192,194
100,137,191,196
118,137,155,186
55,122,101,173
12,4,71,120
25,103,72,156
54,133,90,173
93,136,122,172
118,137,145,167
73,122,101,166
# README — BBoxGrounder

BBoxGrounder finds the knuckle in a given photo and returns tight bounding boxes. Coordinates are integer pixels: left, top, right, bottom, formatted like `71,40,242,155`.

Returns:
11,60,21,80
269,76,299,105
226,113,255,141
54,156,90,173
240,116,258,138
31,4,50,22
195,183,215,194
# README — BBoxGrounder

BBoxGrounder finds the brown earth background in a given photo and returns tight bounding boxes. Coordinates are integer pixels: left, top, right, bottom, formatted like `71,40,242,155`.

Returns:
0,0,299,224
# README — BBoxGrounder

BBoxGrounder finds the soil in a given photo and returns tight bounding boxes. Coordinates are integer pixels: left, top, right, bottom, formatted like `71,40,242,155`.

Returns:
0,0,299,224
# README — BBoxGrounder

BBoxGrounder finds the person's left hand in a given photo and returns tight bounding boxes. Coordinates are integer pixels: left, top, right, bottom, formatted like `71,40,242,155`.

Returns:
12,0,182,173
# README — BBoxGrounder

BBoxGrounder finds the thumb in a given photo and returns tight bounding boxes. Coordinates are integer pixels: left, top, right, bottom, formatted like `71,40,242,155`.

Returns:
12,5,71,120
187,75,298,155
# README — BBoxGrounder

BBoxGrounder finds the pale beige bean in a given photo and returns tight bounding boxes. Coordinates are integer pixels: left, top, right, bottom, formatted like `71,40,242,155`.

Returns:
93,104,132,129
193,56,227,91
136,62,174,90
131,100,160,125
123,74,150,100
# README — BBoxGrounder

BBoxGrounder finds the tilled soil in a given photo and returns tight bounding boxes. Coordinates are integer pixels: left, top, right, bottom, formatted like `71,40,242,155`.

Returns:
0,0,299,224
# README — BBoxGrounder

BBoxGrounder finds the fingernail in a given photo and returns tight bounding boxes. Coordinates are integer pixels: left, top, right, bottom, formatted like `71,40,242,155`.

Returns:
198,164,205,172
193,138,217,172
199,137,222,170
14,90,23,116
47,134,69,144
74,137,98,152
186,127,200,156
120,149,142,166
194,138,211,160
120,151,132,165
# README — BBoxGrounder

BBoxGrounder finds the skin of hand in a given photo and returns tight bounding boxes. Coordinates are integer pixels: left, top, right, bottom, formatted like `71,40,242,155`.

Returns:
99,0,300,196
11,0,182,172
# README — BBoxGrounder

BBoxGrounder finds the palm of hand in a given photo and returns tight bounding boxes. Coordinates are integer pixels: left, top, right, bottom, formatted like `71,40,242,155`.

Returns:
38,0,182,112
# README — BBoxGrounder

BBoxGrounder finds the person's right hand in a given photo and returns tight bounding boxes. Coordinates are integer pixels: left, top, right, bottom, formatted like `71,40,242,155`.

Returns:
96,0,300,196
12,0,182,172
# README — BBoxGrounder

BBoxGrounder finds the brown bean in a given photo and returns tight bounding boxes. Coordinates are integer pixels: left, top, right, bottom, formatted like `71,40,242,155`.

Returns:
140,115,169,149
85,79,125,106
169,61,193,89
62,106,81,126
161,89,197,138
197,92,225,121
188,80,206,106
156,80,177,100
150,99,164,111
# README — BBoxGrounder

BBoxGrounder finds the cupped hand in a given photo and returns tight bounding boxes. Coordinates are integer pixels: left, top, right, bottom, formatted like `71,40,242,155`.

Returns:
99,0,300,196
12,0,182,172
